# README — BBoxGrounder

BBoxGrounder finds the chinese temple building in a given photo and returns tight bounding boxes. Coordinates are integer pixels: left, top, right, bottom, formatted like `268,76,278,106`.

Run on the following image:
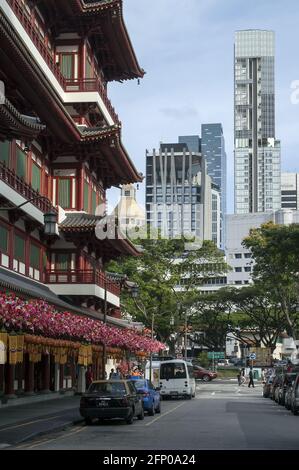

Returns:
0,0,163,401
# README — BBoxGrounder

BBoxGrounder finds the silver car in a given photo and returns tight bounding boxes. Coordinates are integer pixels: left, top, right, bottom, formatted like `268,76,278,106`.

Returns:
290,374,299,415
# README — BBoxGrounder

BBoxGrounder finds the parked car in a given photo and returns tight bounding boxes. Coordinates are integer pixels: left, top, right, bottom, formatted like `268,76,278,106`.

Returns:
263,376,273,398
290,373,299,415
270,374,280,400
217,359,230,367
274,374,283,403
285,382,295,410
129,378,161,415
193,365,217,382
278,372,296,406
80,380,144,425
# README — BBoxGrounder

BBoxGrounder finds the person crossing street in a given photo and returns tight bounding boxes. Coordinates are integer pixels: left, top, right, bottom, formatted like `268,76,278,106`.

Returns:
248,367,255,388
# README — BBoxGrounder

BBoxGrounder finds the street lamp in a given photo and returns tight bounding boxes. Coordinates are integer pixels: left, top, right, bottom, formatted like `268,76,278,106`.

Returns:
0,196,57,236
43,210,58,236
101,274,139,379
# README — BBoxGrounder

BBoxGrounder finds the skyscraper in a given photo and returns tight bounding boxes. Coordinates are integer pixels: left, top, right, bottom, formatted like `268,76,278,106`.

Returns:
234,30,281,214
201,123,227,247
145,142,221,246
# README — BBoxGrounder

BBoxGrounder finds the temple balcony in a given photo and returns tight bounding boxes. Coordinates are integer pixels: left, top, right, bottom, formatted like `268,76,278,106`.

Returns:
45,269,121,308
2,0,120,125
0,160,57,225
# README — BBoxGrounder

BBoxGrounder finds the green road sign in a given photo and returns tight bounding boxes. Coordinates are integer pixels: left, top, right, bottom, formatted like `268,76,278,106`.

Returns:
207,352,225,359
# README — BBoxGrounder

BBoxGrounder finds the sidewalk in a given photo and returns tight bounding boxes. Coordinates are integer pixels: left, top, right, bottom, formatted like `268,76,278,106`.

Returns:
0,395,82,447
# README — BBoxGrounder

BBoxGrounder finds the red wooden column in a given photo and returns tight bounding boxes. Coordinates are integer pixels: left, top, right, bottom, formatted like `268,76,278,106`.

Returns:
41,354,50,393
0,365,4,396
24,354,35,395
16,362,24,395
4,363,16,398
59,364,64,391
70,359,76,390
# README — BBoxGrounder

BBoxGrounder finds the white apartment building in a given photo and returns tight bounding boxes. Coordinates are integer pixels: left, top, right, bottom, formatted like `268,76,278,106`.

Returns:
281,172,299,210
226,209,299,285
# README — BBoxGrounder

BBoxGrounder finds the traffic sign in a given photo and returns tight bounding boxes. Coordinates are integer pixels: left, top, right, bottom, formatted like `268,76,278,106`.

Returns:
249,353,256,360
208,352,225,359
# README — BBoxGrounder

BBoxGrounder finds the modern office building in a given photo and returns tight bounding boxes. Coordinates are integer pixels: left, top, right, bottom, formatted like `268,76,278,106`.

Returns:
234,30,281,214
178,135,201,153
201,123,227,247
146,142,221,246
281,173,299,210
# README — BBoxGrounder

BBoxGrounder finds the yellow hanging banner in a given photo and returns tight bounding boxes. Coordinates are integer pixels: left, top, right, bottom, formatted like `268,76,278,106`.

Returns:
8,335,18,365
0,331,8,365
17,335,24,363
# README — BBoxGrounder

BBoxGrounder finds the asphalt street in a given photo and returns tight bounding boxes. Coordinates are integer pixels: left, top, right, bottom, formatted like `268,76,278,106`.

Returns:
9,380,299,450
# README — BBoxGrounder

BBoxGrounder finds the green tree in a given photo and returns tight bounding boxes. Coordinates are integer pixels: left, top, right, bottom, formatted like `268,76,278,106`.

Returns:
107,236,228,349
243,222,299,347
228,286,288,353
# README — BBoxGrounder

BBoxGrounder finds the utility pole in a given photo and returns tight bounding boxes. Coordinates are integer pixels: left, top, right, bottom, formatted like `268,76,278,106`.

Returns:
149,311,155,382
184,311,188,361
101,278,107,379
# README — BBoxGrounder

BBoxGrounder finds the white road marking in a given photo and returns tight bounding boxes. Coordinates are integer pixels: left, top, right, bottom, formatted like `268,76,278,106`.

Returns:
145,402,186,427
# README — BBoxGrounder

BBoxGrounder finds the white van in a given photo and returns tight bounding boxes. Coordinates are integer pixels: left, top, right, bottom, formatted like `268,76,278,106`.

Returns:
159,360,196,399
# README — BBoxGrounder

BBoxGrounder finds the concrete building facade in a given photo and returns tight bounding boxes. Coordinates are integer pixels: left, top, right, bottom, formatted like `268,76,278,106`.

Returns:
146,142,221,247
234,30,281,214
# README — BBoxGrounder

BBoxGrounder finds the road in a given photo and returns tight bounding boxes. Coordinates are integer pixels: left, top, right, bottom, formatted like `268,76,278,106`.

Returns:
10,380,299,450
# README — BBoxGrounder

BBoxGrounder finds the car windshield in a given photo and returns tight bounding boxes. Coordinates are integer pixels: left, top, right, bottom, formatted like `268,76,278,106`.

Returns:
132,380,147,390
160,363,187,380
87,382,126,395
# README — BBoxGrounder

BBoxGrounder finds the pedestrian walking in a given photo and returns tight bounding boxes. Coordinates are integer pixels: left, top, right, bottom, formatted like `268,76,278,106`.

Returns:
237,369,242,386
248,367,255,388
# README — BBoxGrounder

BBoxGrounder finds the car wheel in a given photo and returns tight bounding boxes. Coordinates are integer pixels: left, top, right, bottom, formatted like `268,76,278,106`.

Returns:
126,409,134,424
85,417,93,425
138,407,145,420
202,375,211,382
155,402,161,414
148,403,155,416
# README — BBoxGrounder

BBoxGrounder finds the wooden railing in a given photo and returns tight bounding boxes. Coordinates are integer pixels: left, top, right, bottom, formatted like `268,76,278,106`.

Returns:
45,269,121,297
0,161,57,214
7,0,120,124
65,78,120,124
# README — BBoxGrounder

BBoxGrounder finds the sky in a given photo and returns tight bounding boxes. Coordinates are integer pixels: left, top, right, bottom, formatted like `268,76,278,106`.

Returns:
107,0,299,214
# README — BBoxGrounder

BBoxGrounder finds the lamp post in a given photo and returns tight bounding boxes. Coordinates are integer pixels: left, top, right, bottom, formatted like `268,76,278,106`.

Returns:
184,311,188,361
0,197,57,236
149,311,155,383
101,275,139,379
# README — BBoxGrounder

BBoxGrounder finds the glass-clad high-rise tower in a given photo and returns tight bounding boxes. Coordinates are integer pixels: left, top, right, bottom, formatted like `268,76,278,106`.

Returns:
234,30,281,214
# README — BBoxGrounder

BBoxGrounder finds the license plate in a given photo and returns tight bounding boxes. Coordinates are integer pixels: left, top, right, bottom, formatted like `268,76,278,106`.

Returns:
97,401,108,407
170,391,178,394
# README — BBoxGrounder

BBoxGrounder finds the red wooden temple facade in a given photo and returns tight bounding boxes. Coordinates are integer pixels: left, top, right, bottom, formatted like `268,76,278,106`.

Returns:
0,0,146,399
